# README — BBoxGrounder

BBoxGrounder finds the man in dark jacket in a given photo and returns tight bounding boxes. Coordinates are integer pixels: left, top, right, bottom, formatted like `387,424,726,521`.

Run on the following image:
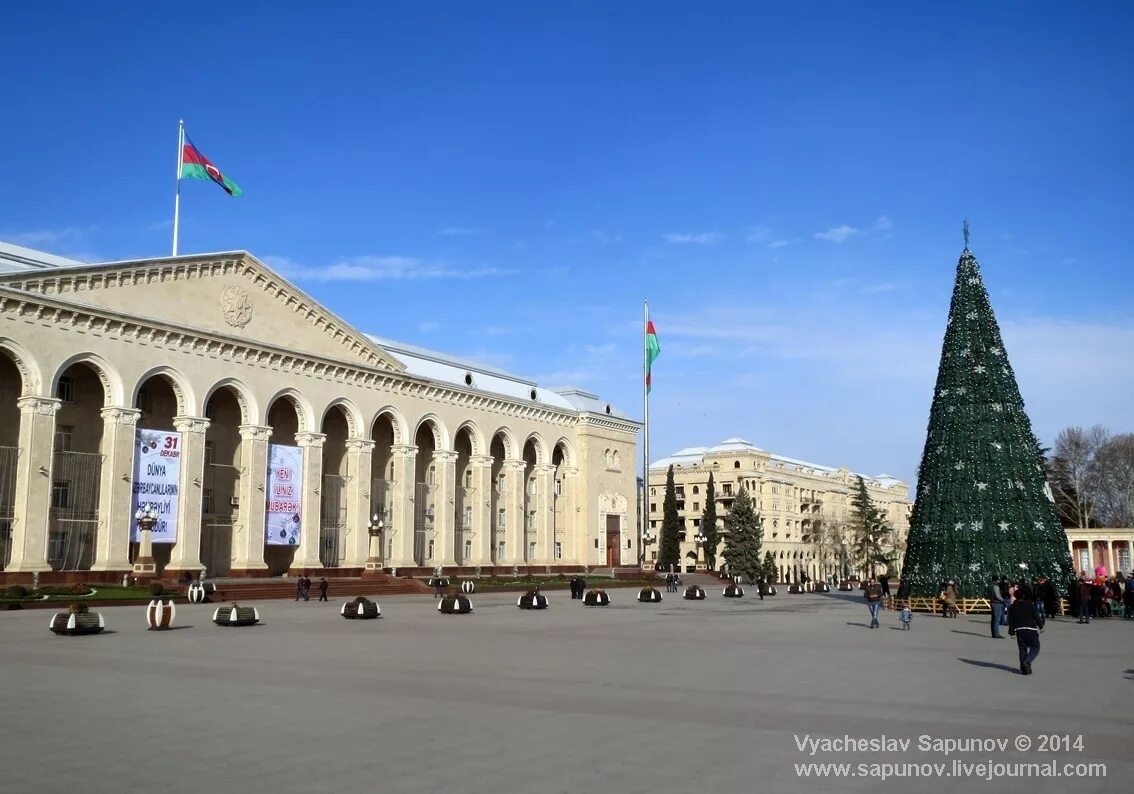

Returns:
864,576,883,629
1077,574,1092,623
1008,583,1042,674
1035,576,1057,621
317,577,329,602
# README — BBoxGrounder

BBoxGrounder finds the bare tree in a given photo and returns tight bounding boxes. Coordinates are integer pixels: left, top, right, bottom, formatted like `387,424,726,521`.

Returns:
1093,434,1134,528
1050,425,1109,527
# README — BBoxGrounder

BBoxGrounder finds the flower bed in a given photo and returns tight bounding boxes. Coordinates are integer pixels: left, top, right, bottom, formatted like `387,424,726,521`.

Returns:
212,604,260,626
438,594,472,614
341,596,381,619
583,589,610,607
50,604,105,635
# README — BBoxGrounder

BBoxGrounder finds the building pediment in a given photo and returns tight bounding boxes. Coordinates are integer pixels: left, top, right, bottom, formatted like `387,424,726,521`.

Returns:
0,252,404,372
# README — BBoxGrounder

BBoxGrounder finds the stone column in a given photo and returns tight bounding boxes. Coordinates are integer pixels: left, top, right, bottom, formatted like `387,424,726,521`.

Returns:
431,450,458,567
557,466,580,564
535,462,556,564
91,407,141,572
231,424,271,574
1106,539,1114,575
502,459,525,565
289,431,326,573
468,455,494,565
6,396,60,573
343,438,374,569
388,444,417,568
165,415,210,576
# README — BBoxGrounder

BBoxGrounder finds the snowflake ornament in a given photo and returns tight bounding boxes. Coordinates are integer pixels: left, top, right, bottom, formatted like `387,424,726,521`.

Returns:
990,347,1002,356
967,277,980,285
1015,480,1026,490
939,388,949,397
966,311,977,320
1033,521,1044,530
970,520,983,531
954,461,965,470
932,562,943,573
968,562,982,572
960,348,971,357
992,403,1003,412
974,365,986,374
992,442,1003,450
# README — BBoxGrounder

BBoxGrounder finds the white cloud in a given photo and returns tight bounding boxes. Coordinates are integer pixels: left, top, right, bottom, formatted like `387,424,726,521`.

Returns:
438,227,486,236
769,239,792,249
814,225,862,243
874,216,894,232
262,254,514,281
663,232,723,245
746,226,772,243
417,321,441,333
3,224,98,248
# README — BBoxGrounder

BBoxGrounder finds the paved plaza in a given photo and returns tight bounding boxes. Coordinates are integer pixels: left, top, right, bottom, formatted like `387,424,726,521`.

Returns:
2,584,1131,793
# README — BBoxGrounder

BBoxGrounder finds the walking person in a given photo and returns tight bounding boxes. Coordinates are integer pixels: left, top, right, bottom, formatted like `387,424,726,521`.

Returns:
1077,573,1092,623
756,576,765,601
864,575,883,629
300,574,311,601
1007,583,1042,675
317,577,329,602
987,576,1006,637
999,576,1011,627
295,576,304,601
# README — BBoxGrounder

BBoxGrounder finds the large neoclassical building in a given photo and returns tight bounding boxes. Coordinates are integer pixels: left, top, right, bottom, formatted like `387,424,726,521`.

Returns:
647,438,911,582
0,241,639,582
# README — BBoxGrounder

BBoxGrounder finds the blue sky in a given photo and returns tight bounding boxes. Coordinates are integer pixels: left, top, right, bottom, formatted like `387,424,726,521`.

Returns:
2,2,1132,488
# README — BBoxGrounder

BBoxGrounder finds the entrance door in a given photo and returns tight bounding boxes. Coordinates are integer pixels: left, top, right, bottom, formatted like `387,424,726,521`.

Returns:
605,515,620,567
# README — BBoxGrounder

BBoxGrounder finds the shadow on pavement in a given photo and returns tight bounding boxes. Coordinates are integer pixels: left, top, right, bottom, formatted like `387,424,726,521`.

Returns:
958,657,1019,674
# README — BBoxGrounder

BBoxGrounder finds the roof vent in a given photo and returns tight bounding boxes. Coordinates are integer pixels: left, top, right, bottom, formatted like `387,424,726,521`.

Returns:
530,388,537,400
605,404,611,415
464,372,474,387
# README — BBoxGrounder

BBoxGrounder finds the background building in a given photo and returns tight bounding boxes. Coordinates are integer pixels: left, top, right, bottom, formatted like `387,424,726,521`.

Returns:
0,242,639,582
647,438,910,582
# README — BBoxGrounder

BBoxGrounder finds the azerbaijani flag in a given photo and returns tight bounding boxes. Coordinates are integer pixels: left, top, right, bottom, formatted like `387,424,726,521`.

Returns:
645,318,660,394
180,136,242,196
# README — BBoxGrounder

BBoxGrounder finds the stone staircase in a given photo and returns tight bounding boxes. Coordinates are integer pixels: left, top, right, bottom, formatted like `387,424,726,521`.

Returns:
207,574,430,603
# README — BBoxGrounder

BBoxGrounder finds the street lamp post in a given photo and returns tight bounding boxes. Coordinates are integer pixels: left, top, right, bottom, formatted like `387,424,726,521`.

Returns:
642,527,657,569
365,511,387,575
693,531,706,572
133,503,159,576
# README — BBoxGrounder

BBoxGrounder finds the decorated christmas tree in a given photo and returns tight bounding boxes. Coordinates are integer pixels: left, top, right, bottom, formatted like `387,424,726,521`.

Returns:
901,230,1075,597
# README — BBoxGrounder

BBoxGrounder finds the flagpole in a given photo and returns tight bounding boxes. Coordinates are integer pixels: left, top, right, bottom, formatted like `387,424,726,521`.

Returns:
172,119,184,256
641,299,649,570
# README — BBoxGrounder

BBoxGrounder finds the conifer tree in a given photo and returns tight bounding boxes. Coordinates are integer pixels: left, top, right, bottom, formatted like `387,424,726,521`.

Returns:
722,487,763,584
763,550,778,584
702,473,719,570
851,475,892,578
658,465,682,571
901,237,1075,596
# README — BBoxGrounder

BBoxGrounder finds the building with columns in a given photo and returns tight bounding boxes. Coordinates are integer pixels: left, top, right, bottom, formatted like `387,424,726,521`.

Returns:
0,241,639,582
647,438,911,582
1065,527,1134,577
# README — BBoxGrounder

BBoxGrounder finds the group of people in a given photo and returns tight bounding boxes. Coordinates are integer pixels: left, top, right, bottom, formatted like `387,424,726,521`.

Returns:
568,575,588,599
294,575,329,602
1070,570,1133,622
664,572,683,592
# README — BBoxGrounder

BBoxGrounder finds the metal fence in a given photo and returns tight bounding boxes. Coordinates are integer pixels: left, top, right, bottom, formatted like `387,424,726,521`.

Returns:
414,482,436,566
48,450,102,571
320,474,346,568
201,462,239,577
0,446,16,569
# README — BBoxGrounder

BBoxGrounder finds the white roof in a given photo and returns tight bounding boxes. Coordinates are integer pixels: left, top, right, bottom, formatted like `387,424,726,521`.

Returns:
0,241,83,274
553,388,633,420
368,336,588,412
650,438,904,488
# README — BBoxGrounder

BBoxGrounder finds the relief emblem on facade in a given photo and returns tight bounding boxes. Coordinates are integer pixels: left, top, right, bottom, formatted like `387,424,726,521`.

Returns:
601,493,628,514
220,285,253,328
